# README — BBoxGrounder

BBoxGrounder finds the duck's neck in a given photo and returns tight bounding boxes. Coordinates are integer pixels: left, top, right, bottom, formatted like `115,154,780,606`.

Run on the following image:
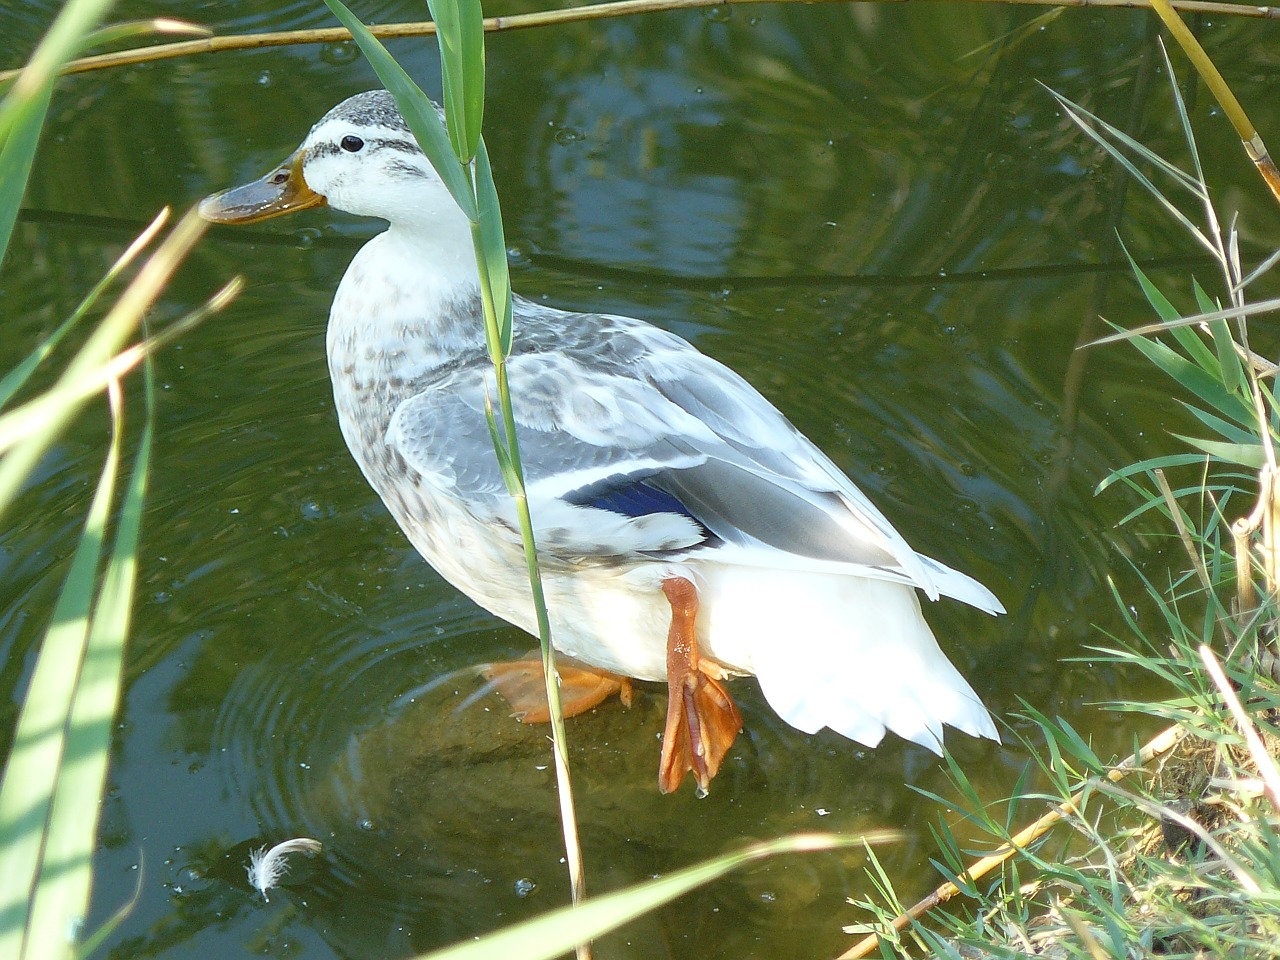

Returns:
327,223,486,389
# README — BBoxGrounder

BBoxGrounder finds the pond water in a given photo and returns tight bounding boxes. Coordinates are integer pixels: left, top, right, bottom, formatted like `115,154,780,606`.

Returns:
4,1,1280,958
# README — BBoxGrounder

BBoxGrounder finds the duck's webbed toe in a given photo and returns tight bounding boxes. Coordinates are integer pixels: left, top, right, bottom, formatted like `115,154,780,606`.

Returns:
657,577,743,796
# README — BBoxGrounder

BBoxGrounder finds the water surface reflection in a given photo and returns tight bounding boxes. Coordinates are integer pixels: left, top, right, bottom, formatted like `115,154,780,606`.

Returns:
3,1,1278,958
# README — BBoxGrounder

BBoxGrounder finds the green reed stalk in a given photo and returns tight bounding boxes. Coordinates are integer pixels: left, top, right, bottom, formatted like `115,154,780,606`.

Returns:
316,2,591,954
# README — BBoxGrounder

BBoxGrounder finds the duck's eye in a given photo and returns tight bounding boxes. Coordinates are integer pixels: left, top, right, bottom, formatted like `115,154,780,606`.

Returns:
340,135,365,153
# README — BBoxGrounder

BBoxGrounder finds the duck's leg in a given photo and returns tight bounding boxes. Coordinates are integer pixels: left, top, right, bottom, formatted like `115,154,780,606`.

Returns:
658,577,743,795
481,654,633,723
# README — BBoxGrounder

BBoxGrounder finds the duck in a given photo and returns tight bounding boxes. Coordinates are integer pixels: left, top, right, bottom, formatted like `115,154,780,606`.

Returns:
200,90,1003,796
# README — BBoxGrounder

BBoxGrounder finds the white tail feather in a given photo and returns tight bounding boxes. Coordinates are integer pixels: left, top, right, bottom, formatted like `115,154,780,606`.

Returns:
692,543,1006,616
698,566,998,752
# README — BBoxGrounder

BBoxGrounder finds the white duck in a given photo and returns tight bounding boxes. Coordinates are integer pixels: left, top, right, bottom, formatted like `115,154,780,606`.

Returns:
201,91,1003,795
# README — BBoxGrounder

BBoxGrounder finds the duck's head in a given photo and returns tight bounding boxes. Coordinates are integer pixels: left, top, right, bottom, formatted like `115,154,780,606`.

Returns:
200,90,457,230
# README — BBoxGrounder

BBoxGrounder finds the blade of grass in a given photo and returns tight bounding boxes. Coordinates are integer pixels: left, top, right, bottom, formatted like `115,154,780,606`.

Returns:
318,1,584,948
1240,246,1280,291
1097,453,1213,494
1206,320,1244,396
0,84,52,268
0,276,240,457
25,362,150,958
0,0,113,102
836,723,1185,960
1179,402,1260,447
1199,644,1280,811
1086,295,1280,347
1049,91,1214,255
473,141,513,354
416,834,887,960
0,207,205,526
0,208,169,408
1096,779,1259,891
1044,84,1204,197
78,18,210,52
1172,434,1265,468
1154,466,1214,594
71,853,143,960
1124,334,1251,427
432,0,584,935
0,382,122,960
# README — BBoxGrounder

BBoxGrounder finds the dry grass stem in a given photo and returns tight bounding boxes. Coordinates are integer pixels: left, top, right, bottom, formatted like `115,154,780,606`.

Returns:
1198,644,1280,812
1147,0,1280,205
3,0,1279,85
1059,905,1110,960
1085,296,1280,348
1233,516,1259,622
1155,467,1213,595
1231,461,1280,635
1264,466,1280,595
1095,779,1261,892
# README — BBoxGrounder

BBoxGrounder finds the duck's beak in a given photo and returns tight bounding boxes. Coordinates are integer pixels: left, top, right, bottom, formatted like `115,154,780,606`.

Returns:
199,148,326,224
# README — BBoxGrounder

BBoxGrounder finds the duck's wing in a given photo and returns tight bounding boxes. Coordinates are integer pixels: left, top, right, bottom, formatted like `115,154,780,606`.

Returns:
385,320,1001,614
386,349,715,558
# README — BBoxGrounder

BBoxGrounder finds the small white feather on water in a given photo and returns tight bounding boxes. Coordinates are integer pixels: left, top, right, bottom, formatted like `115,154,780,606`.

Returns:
246,837,322,902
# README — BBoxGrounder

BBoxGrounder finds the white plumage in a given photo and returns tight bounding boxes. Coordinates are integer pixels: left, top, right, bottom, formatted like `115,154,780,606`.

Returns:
201,90,1002,792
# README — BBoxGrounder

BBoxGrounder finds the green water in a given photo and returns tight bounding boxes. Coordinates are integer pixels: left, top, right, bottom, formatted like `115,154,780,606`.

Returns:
4,2,1280,957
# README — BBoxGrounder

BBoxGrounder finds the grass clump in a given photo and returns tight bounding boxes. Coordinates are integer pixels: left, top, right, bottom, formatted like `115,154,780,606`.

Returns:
842,42,1280,960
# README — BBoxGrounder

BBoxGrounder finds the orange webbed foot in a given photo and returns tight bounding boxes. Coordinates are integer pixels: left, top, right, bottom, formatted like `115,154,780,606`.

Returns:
658,578,743,796
480,653,633,723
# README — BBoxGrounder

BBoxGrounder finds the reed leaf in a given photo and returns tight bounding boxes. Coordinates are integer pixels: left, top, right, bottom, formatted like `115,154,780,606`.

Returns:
426,0,485,163
1179,402,1263,447
1170,434,1265,468
0,387,121,960
0,0,117,264
24,364,151,958
1096,453,1215,493
77,18,210,52
0,86,51,269
1124,333,1251,428
320,0,580,943
1050,90,1213,255
474,139,513,353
